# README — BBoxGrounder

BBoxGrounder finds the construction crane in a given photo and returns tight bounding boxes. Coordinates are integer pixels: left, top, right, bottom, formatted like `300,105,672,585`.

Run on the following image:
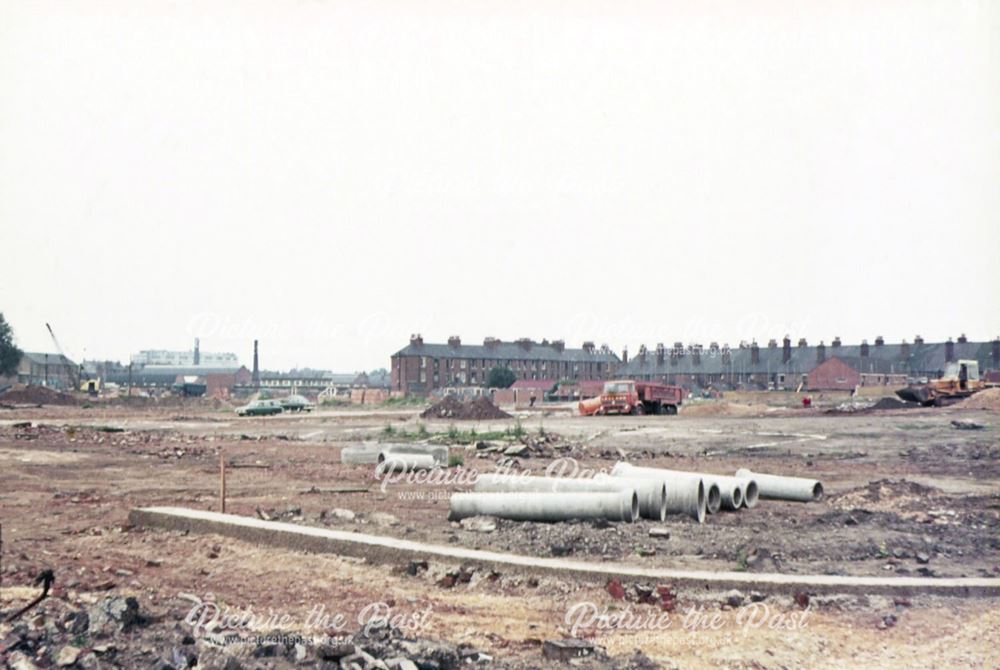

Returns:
45,322,81,391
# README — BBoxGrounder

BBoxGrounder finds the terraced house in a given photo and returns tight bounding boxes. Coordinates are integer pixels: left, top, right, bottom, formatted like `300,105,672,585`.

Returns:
390,335,620,395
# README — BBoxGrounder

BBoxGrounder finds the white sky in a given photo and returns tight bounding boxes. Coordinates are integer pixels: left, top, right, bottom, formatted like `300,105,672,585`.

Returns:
2,0,998,372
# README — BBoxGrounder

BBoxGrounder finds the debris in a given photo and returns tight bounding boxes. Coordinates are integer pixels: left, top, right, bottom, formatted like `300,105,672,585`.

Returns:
368,512,400,527
648,527,670,539
459,516,497,533
56,646,82,667
420,396,512,420
916,552,931,564
951,420,985,431
542,639,597,662
724,589,745,608
329,508,357,522
0,384,77,406
606,578,626,600
301,486,369,494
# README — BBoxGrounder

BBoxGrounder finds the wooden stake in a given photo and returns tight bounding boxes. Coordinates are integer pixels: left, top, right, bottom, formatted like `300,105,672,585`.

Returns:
219,451,226,514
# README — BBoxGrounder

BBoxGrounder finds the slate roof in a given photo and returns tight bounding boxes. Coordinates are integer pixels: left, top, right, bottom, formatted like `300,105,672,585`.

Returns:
618,340,997,377
393,340,619,363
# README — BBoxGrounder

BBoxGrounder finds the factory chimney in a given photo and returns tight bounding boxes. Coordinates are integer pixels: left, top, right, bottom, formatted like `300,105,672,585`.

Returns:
194,338,201,366
252,340,260,387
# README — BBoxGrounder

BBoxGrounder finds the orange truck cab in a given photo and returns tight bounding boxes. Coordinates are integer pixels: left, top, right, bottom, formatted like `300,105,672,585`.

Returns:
598,380,683,415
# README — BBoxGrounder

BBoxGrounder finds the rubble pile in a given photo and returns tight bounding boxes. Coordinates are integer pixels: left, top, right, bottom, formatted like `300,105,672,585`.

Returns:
0,384,78,406
420,396,512,420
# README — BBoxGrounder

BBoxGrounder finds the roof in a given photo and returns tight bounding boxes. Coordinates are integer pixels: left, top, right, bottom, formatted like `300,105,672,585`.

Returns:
21,352,75,367
393,340,619,364
618,340,997,377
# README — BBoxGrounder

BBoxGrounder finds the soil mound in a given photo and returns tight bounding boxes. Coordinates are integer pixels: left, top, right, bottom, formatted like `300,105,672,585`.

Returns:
870,396,919,411
421,395,512,420
956,387,1000,411
0,384,78,406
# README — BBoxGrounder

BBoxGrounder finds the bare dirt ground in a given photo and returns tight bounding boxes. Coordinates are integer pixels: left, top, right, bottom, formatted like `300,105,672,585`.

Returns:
0,399,997,668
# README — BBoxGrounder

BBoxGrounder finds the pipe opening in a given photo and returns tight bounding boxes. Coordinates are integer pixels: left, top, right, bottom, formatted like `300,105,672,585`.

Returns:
657,483,667,522
743,480,759,508
732,486,743,509
696,480,706,524
629,491,640,523
812,482,825,501
706,483,721,514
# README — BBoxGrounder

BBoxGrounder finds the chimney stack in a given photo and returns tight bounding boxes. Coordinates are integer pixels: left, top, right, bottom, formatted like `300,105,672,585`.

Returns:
817,341,826,363
252,340,260,387
484,336,499,349
992,337,999,367
768,339,778,348
410,333,424,348
782,336,791,364
552,340,565,353
447,336,461,348
638,344,648,364
621,347,628,365
721,346,732,366
517,338,533,352
945,338,955,362
860,340,870,358
958,333,968,344
194,338,200,366
914,334,924,345
832,336,842,348
692,344,702,366
875,335,884,347
901,340,911,360
798,337,808,348
655,343,665,366
751,341,760,365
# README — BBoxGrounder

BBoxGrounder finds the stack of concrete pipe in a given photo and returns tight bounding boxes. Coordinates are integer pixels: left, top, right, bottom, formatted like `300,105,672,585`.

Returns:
735,468,823,502
473,473,667,521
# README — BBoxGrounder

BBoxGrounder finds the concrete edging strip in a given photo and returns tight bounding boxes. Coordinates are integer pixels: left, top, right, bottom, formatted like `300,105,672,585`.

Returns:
129,507,1000,598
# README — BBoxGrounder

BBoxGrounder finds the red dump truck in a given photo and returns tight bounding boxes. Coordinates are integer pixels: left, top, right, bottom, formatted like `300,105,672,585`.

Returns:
587,379,683,415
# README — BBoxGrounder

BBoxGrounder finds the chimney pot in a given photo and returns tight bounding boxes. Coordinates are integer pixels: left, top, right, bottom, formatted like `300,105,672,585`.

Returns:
447,336,461,348
875,336,885,347
860,340,870,357
832,336,842,348
958,333,968,344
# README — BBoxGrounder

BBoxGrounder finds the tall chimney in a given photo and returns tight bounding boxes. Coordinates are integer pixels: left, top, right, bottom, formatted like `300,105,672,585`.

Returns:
194,338,201,366
655,343,665,366
900,340,911,360
817,341,826,363
945,338,955,363
782,336,791,364
638,345,648,365
621,347,628,365
860,340,870,358
750,341,760,365
252,340,260,387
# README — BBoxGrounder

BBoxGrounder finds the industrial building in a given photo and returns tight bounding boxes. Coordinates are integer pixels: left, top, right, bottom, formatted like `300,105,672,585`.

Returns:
390,335,620,395
617,335,1000,392
14,352,78,390
130,339,239,368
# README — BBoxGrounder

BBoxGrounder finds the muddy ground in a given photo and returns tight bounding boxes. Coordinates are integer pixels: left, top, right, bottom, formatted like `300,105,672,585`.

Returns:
0,400,997,668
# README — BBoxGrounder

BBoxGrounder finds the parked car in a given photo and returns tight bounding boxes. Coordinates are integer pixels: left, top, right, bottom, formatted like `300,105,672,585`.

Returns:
280,395,314,412
236,399,284,416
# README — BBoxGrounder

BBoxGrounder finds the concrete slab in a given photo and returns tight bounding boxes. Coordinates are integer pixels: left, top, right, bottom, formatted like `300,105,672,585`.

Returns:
130,506,1000,598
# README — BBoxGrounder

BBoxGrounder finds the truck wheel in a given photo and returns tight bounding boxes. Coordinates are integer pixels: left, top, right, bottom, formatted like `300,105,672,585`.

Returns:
633,404,644,416
666,405,677,415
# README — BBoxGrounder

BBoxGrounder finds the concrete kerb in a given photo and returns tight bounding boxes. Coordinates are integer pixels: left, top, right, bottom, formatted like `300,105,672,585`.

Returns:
130,507,1000,598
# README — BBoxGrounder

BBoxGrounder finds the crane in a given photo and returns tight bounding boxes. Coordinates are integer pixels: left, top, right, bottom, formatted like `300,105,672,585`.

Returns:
45,322,81,391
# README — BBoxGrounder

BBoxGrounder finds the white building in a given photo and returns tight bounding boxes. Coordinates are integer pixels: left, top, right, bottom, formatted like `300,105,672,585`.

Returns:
130,349,239,368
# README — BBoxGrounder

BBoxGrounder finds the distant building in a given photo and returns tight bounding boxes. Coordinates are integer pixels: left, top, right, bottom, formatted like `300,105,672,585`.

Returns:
390,335,620,395
130,340,239,368
15,352,77,390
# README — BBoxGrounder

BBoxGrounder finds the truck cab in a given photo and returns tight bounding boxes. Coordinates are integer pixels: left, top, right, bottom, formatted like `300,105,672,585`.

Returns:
600,380,638,414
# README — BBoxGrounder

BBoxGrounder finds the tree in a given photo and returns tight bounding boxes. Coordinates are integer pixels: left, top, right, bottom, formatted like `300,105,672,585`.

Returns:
486,366,517,389
0,313,23,377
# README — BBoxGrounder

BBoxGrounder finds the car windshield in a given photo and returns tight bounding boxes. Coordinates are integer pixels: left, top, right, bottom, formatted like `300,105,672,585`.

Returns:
603,382,631,394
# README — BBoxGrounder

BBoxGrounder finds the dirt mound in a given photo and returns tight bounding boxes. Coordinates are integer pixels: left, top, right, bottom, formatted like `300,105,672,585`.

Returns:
829,479,944,515
870,396,919,411
421,395,512,420
0,384,78,406
956,387,1000,411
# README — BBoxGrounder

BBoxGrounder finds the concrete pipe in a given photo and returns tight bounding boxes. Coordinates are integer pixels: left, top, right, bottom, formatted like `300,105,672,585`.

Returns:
735,468,823,502
344,443,448,466
612,463,720,516
473,474,666,522
376,451,437,473
610,463,707,523
737,477,759,509
448,490,639,523
704,475,746,511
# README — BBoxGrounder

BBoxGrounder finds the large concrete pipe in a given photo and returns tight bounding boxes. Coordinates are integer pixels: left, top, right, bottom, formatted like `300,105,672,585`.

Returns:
610,463,707,523
578,397,603,416
344,443,448,466
704,475,745,511
612,463,720,516
376,451,437,473
735,468,823,502
738,477,759,509
449,490,639,523
473,473,666,522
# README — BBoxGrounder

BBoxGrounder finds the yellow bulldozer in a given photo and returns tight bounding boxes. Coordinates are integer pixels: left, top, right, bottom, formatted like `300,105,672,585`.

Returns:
896,359,988,406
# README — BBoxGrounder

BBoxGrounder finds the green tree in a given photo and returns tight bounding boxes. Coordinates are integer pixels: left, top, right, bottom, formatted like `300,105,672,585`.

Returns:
0,313,23,377
486,366,517,389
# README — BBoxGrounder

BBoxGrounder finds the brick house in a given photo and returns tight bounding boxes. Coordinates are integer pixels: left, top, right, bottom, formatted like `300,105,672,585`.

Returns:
390,335,619,395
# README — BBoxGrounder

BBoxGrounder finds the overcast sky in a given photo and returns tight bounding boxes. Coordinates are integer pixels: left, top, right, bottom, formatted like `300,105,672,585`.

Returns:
2,1,998,372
